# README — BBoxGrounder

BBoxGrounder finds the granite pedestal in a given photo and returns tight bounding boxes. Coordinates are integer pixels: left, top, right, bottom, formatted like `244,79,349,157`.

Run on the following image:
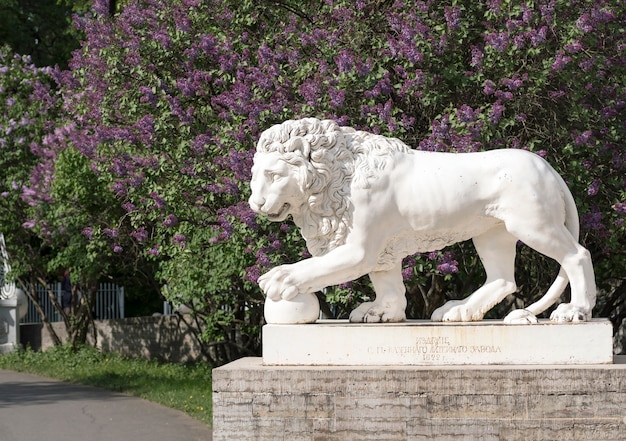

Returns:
213,320,621,440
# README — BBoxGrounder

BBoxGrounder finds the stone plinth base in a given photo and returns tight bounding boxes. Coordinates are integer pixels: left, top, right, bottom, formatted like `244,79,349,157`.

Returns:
263,319,613,365
0,297,20,354
213,356,626,441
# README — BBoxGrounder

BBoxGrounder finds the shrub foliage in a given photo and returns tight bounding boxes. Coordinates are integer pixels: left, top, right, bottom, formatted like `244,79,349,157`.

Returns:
1,0,624,362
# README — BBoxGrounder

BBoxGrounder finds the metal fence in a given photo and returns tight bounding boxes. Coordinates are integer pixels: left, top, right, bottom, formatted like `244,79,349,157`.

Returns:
94,282,125,320
21,283,60,323
20,282,124,324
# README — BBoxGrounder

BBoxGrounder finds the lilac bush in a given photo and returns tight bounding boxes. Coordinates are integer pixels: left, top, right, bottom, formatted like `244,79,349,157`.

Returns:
10,0,625,359
0,46,62,282
0,46,101,346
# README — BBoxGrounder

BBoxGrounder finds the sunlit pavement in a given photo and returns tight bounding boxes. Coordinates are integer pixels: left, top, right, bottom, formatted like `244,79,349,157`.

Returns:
0,369,212,441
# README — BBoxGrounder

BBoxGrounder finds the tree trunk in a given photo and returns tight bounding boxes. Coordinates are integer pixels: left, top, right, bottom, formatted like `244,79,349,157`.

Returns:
68,280,97,349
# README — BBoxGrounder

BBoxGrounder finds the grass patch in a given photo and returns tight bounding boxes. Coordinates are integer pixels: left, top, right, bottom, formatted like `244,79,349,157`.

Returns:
0,345,213,426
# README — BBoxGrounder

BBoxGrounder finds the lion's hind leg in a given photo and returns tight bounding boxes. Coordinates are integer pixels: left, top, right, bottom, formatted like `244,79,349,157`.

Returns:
431,225,518,322
507,222,596,322
349,262,407,323
504,267,569,324
550,244,596,322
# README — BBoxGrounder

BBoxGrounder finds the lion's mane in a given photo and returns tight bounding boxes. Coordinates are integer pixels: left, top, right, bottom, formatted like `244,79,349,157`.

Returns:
256,118,413,256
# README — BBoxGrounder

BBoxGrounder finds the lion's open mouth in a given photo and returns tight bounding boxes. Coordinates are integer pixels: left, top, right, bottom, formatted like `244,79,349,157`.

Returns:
267,203,290,221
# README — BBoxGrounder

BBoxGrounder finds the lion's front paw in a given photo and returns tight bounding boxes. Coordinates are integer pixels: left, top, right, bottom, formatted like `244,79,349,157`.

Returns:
503,309,539,324
348,302,372,322
431,300,460,321
349,301,406,323
258,265,301,301
550,303,589,323
431,300,483,322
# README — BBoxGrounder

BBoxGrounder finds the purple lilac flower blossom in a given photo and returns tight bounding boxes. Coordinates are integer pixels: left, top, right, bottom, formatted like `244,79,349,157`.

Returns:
131,227,148,242
613,203,626,215
172,234,186,247
489,101,505,124
587,180,601,196
103,228,118,238
162,214,178,227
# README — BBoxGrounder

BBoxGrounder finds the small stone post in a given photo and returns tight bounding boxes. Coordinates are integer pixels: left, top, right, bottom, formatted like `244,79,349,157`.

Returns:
0,233,26,353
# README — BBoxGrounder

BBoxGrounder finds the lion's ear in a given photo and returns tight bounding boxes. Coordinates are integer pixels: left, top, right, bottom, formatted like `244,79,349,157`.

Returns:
286,137,310,158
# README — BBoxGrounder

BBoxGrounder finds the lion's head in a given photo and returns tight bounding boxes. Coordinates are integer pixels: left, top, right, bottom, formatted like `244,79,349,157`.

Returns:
249,118,412,256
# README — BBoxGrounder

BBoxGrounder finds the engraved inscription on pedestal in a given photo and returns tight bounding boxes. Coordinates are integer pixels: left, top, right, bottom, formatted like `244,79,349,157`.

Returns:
367,335,503,364
262,320,613,366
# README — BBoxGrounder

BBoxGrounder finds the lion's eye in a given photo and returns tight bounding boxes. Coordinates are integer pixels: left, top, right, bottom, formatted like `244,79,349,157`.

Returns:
266,171,281,182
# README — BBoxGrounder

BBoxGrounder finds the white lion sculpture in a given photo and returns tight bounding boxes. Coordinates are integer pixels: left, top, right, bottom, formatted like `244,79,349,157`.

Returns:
249,118,596,324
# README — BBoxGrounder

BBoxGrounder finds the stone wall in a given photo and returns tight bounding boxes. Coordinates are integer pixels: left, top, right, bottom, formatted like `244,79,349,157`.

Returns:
20,314,207,362
213,357,626,441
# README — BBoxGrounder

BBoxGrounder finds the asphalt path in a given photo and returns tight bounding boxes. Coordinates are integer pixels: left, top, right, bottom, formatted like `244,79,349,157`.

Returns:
0,369,212,441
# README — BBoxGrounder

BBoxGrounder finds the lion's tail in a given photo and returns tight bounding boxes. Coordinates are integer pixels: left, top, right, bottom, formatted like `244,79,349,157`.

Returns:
523,170,579,316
